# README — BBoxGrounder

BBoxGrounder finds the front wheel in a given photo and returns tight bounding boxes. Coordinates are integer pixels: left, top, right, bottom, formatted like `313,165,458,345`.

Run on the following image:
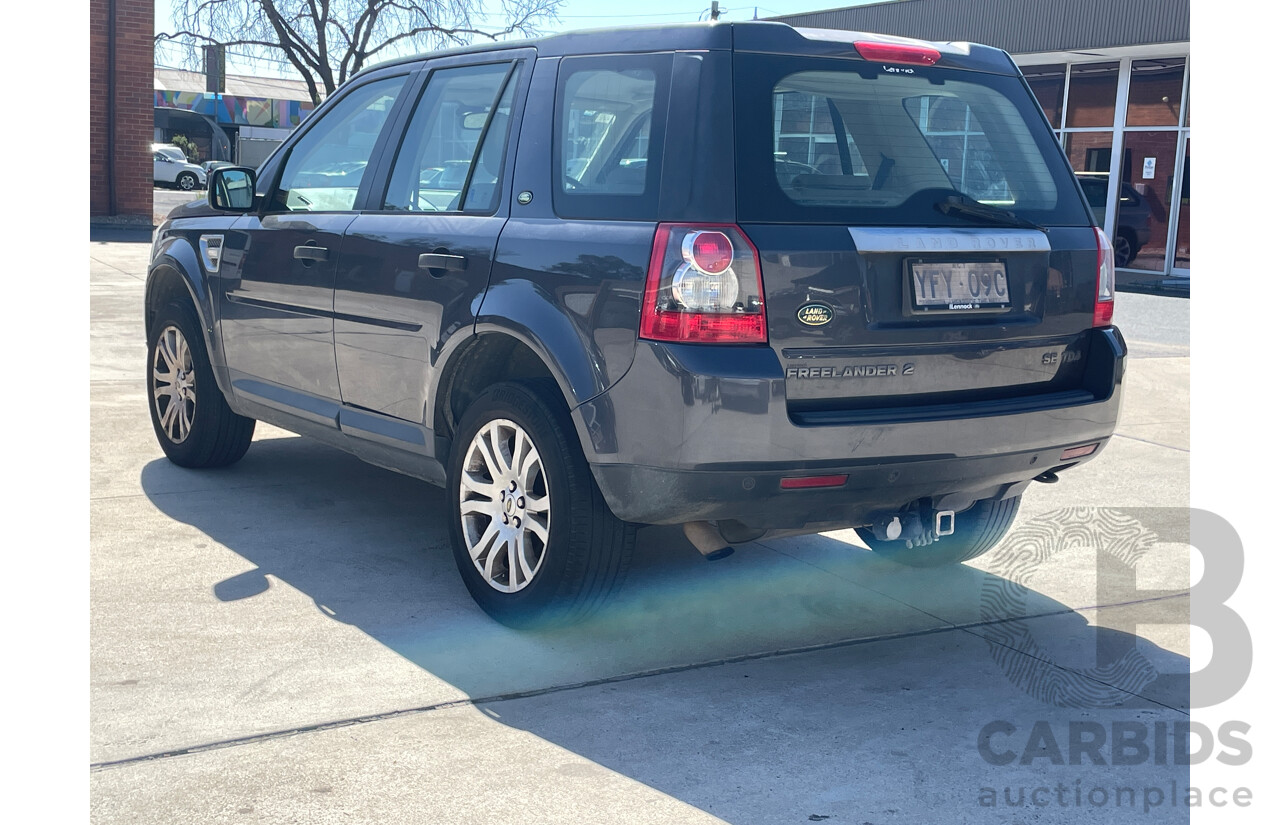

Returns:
148,301,255,468
856,495,1021,567
176,172,198,191
447,381,634,628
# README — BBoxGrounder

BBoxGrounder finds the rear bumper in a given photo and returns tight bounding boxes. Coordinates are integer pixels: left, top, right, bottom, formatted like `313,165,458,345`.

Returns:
575,327,1126,527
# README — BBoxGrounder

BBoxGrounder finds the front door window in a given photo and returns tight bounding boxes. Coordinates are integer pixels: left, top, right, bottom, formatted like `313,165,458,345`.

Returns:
272,76,407,213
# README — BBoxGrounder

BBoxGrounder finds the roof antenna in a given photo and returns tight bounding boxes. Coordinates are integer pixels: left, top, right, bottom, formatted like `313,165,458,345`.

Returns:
710,1,721,20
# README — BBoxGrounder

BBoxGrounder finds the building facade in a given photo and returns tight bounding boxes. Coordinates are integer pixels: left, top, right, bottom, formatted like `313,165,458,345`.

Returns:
91,0,154,223
773,0,1191,289
154,68,317,165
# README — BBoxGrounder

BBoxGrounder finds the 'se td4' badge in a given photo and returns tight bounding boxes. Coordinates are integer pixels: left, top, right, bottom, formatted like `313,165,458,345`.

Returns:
797,303,834,326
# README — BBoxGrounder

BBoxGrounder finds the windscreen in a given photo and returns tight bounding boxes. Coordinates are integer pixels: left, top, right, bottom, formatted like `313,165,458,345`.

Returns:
735,54,1091,226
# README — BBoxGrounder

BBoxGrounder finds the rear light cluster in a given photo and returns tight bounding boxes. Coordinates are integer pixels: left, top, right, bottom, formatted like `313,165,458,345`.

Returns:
640,223,768,344
1093,227,1115,328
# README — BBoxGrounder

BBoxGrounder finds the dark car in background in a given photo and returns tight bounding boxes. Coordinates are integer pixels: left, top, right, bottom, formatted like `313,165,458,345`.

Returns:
145,22,1124,626
1076,173,1154,267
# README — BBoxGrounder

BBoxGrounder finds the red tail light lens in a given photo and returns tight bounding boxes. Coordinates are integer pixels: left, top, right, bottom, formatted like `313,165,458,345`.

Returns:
1093,227,1115,327
685,230,734,274
640,223,767,344
854,41,942,66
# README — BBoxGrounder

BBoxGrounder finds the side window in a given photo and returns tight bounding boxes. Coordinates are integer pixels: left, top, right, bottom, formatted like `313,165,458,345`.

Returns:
382,62,517,213
554,55,671,220
272,76,406,213
560,69,655,196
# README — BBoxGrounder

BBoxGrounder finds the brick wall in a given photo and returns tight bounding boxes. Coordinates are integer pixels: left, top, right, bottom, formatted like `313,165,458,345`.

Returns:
90,0,154,221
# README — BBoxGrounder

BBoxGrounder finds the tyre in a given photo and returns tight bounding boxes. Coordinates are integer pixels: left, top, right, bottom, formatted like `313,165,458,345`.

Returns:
1113,230,1137,268
856,495,1021,567
176,172,198,191
148,301,255,468
447,380,635,628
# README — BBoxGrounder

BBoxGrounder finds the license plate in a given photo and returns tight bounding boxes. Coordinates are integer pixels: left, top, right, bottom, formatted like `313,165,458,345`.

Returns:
909,261,1011,312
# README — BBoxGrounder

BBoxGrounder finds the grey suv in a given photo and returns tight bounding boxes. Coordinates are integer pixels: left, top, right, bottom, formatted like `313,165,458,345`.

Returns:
146,23,1125,626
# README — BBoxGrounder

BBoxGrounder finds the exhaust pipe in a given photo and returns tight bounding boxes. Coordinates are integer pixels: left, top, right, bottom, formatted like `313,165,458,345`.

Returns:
683,521,735,561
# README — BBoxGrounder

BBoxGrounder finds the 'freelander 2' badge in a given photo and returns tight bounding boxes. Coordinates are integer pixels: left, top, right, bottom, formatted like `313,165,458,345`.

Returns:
796,303,834,327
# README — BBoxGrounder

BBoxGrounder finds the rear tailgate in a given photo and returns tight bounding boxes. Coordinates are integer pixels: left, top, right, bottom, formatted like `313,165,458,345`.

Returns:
741,223,1102,422
732,46,1105,422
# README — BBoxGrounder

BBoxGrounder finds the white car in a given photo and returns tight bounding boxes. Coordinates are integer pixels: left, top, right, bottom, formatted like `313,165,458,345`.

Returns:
152,145,207,191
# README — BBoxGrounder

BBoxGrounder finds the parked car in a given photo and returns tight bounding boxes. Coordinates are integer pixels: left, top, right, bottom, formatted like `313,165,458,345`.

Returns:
1075,173,1153,268
153,149,207,191
146,22,1124,627
202,160,234,175
152,143,188,163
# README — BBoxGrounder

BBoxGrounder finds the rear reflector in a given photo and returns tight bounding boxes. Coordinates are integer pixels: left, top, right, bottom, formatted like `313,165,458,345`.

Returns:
854,41,942,66
780,474,849,490
1060,443,1099,461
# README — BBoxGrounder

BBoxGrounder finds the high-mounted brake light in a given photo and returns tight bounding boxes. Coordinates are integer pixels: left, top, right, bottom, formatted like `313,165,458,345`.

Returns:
640,223,767,344
1093,227,1115,327
854,41,942,66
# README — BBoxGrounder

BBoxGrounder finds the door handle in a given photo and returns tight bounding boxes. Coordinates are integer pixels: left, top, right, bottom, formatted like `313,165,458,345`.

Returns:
418,253,467,272
294,245,329,262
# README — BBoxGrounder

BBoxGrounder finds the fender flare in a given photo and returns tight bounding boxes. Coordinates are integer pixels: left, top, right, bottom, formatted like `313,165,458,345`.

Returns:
145,235,231,396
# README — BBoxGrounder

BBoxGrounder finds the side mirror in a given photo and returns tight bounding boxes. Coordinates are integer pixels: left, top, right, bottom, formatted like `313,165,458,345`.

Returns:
209,167,257,212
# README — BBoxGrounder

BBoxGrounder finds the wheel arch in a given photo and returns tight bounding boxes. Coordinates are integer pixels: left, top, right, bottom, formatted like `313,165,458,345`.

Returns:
433,332,566,445
145,237,230,395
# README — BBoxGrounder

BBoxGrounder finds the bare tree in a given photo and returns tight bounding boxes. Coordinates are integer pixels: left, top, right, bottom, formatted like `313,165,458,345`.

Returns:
157,0,560,105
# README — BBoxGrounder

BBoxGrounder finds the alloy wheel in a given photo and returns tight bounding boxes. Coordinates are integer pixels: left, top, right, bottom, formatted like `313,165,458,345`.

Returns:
458,418,550,593
152,325,196,444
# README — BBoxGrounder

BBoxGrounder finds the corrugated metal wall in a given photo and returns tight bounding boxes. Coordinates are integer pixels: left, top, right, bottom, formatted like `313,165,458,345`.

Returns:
772,0,1189,54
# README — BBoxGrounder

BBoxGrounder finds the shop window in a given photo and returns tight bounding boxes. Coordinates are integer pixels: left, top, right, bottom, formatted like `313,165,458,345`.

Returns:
1065,62,1119,128
1023,64,1065,127
1126,58,1185,127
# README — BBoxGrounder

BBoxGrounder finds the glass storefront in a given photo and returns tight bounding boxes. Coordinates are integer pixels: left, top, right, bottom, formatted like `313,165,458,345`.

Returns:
1024,54,1191,278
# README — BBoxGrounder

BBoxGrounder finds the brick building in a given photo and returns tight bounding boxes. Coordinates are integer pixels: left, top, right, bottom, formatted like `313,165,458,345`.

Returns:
91,0,154,223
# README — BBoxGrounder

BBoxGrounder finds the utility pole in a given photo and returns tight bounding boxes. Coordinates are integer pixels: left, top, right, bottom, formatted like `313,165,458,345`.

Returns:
710,1,721,20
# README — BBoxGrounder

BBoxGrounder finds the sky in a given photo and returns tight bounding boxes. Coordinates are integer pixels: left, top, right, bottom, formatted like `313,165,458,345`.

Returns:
152,0,880,79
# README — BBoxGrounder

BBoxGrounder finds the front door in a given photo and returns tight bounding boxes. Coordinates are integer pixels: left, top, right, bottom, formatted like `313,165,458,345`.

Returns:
219,74,410,418
333,55,529,426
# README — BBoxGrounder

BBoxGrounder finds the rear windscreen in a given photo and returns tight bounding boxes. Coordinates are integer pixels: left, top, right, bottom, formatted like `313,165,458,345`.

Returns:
735,54,1091,226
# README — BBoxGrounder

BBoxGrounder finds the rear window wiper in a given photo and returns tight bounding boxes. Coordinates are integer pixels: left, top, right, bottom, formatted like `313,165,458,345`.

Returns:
936,193,1044,232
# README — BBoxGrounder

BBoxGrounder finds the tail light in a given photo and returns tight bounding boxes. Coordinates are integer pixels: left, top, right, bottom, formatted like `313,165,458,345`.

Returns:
640,223,767,344
1093,227,1115,327
854,41,941,66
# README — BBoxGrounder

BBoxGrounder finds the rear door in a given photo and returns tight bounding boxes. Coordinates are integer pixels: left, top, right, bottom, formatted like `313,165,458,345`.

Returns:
732,52,1104,421
332,51,532,424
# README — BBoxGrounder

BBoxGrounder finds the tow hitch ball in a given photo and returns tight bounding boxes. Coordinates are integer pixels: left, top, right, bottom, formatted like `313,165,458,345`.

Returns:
870,508,956,547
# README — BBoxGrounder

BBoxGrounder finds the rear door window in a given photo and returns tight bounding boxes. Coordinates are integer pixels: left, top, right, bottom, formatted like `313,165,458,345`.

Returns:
382,61,519,214
735,55,1090,226
553,55,671,220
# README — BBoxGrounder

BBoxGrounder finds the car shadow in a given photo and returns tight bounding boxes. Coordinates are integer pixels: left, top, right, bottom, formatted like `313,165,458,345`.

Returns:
139,434,1191,822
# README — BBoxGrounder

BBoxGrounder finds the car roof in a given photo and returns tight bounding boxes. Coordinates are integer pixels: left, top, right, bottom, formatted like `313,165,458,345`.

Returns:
359,21,1017,79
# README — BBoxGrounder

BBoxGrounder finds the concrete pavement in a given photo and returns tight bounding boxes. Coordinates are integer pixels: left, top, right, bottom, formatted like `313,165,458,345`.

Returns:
90,236,1192,823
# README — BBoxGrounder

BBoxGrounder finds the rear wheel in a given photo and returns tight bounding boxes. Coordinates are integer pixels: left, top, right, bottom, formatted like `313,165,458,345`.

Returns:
856,495,1021,567
148,301,255,468
176,172,198,191
1113,230,1137,268
447,380,634,628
